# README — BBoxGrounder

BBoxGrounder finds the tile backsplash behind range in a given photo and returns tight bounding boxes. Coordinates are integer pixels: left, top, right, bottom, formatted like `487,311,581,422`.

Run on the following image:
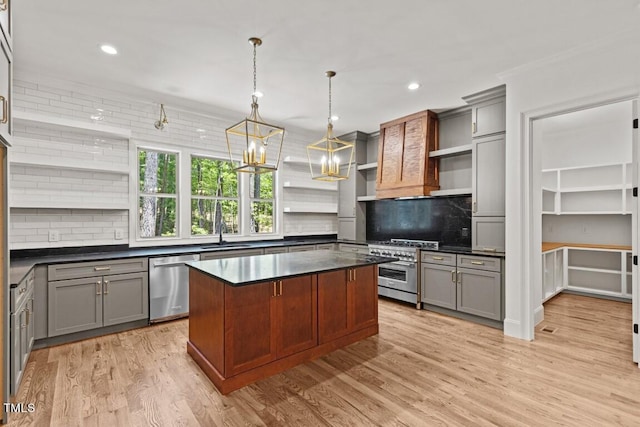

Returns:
366,196,472,246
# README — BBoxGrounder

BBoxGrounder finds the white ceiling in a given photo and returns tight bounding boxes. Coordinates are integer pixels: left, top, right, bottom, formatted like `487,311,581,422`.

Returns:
13,0,640,134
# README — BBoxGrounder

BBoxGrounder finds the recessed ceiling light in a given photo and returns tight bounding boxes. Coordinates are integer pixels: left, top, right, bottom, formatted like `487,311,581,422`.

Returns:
100,44,118,55
253,91,264,98
331,115,339,121
408,82,421,91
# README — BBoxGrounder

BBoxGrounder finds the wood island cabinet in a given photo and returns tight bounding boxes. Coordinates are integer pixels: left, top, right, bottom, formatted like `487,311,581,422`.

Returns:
376,110,439,199
318,265,377,344
188,260,379,395
224,275,317,377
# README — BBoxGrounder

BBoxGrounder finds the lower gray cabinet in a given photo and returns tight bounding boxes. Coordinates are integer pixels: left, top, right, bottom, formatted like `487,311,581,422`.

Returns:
472,217,505,253
421,251,503,321
456,267,502,321
48,272,148,337
422,263,457,310
11,271,34,395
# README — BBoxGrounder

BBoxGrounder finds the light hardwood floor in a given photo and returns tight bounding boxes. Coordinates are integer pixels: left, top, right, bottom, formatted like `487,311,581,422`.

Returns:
7,293,640,426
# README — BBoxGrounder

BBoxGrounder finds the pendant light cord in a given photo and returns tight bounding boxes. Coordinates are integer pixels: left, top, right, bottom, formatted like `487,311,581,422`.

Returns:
328,75,332,125
253,42,257,100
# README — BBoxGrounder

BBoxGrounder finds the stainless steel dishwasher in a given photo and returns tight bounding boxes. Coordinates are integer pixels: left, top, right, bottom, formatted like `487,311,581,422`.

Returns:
149,253,200,322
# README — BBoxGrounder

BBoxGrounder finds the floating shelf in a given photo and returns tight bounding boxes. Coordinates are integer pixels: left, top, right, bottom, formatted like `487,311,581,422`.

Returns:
283,204,337,214
10,200,129,210
284,230,337,237
283,181,337,192
10,149,130,175
429,144,472,158
429,188,472,197
13,110,132,139
356,195,376,202
357,162,378,171
282,156,309,165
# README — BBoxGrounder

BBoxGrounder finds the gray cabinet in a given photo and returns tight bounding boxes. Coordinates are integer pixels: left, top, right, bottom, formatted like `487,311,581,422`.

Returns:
421,251,503,322
471,217,505,252
47,258,149,337
338,242,369,255
11,269,34,395
264,246,288,254
48,271,148,337
337,131,369,241
315,243,337,251
472,134,505,217
457,267,502,321
0,32,11,145
470,97,506,138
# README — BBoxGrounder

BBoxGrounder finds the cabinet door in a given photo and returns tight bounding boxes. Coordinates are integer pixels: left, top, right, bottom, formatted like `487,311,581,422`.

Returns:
421,263,457,309
318,269,349,344
472,97,505,138
25,291,34,354
102,272,149,327
543,251,556,300
19,304,29,373
0,36,11,145
287,245,316,253
10,305,22,395
472,134,505,216
338,169,357,217
349,265,378,332
275,276,317,358
338,217,356,241
456,267,502,320
315,243,336,251
48,277,102,337
471,217,505,252
224,281,276,377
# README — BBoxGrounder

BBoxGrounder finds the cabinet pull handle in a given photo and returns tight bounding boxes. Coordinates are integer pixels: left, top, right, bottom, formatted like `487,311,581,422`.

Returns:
482,248,497,252
472,122,477,134
96,281,102,295
451,270,456,282
94,266,111,271
19,287,25,294
0,1,7,12
0,95,6,124
457,271,461,284
278,280,283,296
471,261,485,265
272,281,277,297
347,269,351,282
432,256,444,261
472,201,477,213
25,307,30,326
103,280,109,294
353,269,356,281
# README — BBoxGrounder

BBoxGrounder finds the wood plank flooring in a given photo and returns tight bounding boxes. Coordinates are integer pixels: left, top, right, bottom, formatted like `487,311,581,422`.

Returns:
7,293,640,426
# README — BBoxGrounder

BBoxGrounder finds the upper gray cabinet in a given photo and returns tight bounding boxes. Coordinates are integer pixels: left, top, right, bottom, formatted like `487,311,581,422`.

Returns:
463,86,506,138
337,131,369,241
472,134,506,216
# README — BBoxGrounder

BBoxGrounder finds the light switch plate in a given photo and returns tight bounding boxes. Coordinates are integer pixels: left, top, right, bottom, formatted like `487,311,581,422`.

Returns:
114,229,124,240
48,230,60,242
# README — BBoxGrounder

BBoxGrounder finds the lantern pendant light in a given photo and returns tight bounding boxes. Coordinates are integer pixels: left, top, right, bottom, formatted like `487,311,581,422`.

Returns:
306,71,354,181
225,37,285,174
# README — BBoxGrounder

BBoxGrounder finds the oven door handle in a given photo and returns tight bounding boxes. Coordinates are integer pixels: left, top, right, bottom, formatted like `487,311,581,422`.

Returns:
380,261,415,268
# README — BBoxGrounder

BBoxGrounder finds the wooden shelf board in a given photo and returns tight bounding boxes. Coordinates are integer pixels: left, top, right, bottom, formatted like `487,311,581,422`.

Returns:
429,188,472,197
356,195,376,202
565,285,630,299
567,266,621,275
283,206,337,214
10,201,129,210
357,162,378,171
558,211,626,215
282,156,308,165
284,230,337,237
283,181,337,192
10,151,129,174
13,110,132,139
429,144,472,158
542,242,632,252
560,185,626,193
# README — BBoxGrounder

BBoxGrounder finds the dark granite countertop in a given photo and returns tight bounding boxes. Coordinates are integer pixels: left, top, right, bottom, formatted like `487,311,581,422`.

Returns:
187,251,397,286
9,237,337,287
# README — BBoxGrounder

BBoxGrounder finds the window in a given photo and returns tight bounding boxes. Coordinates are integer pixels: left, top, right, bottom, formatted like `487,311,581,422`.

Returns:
191,156,239,236
138,149,178,238
249,172,275,234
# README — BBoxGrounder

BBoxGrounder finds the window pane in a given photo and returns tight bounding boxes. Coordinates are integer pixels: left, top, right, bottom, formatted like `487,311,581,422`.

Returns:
191,199,239,235
139,197,177,237
249,172,273,199
139,150,177,194
251,201,273,234
191,157,238,197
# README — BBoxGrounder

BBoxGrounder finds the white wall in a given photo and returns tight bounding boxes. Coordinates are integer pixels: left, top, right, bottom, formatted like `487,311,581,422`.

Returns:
10,76,337,249
502,29,640,340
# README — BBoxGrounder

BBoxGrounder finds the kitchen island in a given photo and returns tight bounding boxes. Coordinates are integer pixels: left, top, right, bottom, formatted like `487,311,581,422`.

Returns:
186,250,395,394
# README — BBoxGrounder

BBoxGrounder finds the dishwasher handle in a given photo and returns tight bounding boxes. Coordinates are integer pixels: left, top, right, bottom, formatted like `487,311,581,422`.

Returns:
152,261,190,268
150,255,200,268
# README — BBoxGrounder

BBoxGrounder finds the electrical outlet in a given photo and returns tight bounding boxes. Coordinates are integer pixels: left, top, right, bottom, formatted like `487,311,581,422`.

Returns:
48,230,60,242
114,229,124,240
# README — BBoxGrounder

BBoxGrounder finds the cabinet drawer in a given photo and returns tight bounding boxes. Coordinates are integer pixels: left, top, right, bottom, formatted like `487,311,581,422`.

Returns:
11,269,34,312
457,254,501,272
48,258,148,281
338,243,368,254
315,243,337,251
263,246,288,254
420,251,456,266
288,245,317,252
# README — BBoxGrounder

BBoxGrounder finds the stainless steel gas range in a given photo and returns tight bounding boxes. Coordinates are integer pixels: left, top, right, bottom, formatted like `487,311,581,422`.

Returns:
368,239,439,307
